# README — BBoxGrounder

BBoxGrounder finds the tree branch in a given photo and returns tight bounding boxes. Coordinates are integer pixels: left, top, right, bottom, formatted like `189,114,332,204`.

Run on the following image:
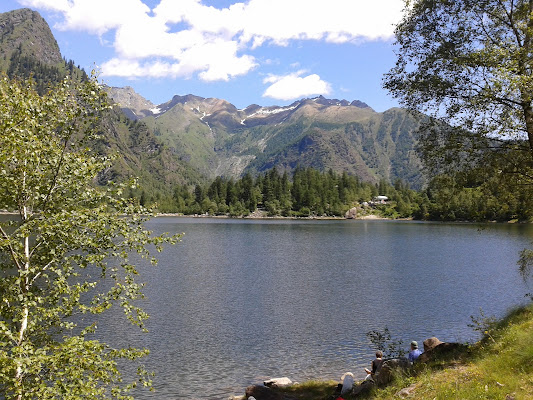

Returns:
0,225,22,270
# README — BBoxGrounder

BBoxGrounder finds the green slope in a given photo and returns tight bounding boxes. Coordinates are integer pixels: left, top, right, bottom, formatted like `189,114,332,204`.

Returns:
141,97,425,188
0,8,205,199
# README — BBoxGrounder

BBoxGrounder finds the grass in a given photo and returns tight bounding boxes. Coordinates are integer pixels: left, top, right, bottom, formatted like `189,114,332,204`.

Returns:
272,302,533,400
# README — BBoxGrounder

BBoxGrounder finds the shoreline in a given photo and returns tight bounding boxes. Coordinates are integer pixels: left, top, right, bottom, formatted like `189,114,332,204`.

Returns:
2,210,530,223
154,212,390,221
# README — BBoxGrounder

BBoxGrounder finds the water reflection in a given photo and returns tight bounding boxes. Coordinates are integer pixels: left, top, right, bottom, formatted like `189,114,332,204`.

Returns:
80,219,532,399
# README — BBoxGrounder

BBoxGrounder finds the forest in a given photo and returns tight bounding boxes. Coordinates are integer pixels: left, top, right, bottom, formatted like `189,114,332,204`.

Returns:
136,166,533,222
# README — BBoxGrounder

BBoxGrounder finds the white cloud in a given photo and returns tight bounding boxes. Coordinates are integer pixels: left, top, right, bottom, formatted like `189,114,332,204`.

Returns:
262,71,332,101
101,39,256,82
21,0,151,35
20,0,404,81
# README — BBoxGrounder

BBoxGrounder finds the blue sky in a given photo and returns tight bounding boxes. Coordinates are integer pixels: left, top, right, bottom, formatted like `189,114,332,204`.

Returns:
1,0,404,111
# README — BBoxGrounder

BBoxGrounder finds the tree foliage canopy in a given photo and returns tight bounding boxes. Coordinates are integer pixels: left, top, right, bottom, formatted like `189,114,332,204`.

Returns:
384,0,533,180
0,74,177,399
385,0,533,285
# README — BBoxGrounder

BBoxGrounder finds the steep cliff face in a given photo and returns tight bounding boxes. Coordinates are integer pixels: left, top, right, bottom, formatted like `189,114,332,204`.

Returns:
0,8,62,70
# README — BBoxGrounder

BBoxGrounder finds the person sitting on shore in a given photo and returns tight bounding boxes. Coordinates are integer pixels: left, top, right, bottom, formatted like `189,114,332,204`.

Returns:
364,350,383,381
408,341,422,362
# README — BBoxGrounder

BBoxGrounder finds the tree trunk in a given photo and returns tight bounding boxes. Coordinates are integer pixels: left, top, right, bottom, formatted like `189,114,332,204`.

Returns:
15,204,30,400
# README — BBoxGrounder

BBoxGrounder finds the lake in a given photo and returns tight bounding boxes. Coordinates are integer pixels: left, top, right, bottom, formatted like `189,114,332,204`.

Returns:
89,218,533,399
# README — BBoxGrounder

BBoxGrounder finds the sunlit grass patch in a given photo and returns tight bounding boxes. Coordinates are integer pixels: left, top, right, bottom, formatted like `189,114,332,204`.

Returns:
354,303,533,400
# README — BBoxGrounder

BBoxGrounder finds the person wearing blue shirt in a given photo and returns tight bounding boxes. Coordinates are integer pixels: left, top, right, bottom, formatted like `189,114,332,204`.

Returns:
408,341,422,362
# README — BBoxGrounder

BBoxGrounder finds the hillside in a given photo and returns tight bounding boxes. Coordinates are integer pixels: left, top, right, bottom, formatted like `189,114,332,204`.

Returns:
109,86,425,188
2,7,426,194
0,8,204,196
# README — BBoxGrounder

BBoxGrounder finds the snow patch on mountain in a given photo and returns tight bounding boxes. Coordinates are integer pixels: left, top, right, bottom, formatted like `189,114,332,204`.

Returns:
240,104,298,125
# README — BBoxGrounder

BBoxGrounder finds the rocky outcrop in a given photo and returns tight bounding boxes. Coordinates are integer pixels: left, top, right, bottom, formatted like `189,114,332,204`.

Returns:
0,8,62,66
350,337,467,396
423,337,443,352
418,341,468,363
106,86,156,120
345,207,357,219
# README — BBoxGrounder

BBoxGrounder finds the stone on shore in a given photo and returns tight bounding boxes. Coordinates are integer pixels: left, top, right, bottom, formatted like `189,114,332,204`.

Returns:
375,358,411,386
423,337,444,352
396,383,418,398
345,207,357,219
263,377,293,388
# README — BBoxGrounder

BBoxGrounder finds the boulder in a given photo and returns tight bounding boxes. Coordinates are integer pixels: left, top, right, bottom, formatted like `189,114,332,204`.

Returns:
245,385,296,400
345,207,357,219
375,358,411,386
264,377,292,388
396,383,418,398
352,380,374,396
418,342,467,363
423,337,443,352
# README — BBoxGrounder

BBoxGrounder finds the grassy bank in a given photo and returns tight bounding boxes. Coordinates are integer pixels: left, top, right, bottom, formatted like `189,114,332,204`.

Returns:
275,302,533,399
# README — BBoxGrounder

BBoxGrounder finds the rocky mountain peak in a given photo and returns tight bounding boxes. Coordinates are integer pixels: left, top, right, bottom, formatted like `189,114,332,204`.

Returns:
310,95,371,109
0,8,62,66
105,85,157,120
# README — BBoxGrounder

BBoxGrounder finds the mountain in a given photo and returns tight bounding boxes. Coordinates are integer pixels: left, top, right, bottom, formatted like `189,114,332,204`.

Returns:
1,7,425,193
0,8,203,196
106,85,158,120
0,8,62,69
108,86,424,188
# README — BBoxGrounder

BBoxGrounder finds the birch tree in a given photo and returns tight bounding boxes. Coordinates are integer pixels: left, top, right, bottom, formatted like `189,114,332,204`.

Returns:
0,74,177,399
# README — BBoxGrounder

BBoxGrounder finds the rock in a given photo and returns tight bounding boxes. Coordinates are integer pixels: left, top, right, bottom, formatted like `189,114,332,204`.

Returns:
264,377,292,388
340,372,354,394
375,358,411,386
245,385,296,400
352,380,374,396
345,207,357,219
423,337,443,352
418,342,467,363
396,383,418,398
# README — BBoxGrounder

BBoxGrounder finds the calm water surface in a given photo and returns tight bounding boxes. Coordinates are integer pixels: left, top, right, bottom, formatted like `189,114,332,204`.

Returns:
93,218,532,399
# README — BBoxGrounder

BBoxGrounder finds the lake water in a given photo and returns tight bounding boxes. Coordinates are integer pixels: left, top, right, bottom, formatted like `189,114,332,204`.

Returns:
86,218,533,398
90,217,533,400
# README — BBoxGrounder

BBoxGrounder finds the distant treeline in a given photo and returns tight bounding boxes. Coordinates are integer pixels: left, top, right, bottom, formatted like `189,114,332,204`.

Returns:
163,167,414,217
132,166,532,222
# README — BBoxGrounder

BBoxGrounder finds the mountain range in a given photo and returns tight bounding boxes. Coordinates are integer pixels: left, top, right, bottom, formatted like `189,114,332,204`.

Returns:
107,85,424,188
1,8,425,193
